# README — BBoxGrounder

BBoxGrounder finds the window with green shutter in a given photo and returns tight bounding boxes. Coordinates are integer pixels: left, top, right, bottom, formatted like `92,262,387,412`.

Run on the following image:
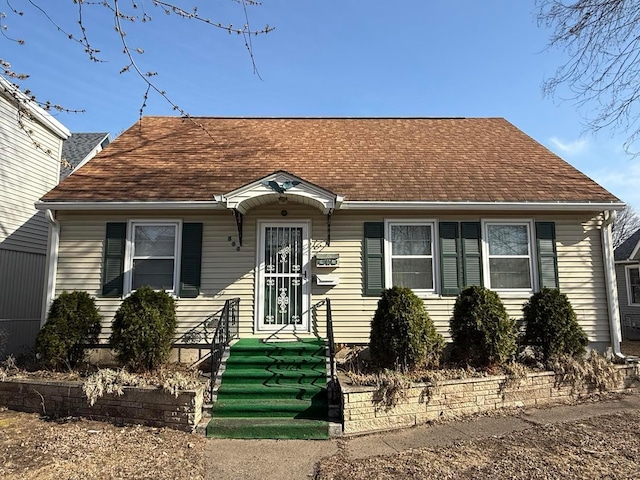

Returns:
102,220,203,298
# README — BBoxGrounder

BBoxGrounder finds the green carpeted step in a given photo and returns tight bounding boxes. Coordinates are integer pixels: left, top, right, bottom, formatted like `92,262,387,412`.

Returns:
225,355,325,368
227,340,324,358
219,368,327,386
207,417,329,440
212,397,328,418
216,383,325,400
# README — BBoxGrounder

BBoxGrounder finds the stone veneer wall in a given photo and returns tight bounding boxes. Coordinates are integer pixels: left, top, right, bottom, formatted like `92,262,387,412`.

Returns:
341,365,640,435
0,378,203,432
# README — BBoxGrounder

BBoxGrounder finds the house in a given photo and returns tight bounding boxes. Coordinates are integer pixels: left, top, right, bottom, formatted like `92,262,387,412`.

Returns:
614,228,640,340
36,117,624,359
60,132,111,181
0,77,70,358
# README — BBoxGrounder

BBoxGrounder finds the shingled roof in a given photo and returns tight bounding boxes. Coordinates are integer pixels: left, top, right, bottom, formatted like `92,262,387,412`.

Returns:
60,132,110,180
42,117,620,205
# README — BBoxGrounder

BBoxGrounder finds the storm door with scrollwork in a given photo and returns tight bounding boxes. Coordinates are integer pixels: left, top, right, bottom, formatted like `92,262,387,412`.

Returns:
258,223,309,331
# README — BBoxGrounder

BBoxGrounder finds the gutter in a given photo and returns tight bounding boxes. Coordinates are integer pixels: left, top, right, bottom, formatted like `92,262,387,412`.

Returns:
601,210,624,358
41,209,60,327
35,200,626,212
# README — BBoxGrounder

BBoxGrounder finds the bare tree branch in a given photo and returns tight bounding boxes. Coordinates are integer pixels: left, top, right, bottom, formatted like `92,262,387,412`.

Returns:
538,0,640,154
0,0,274,149
612,205,640,248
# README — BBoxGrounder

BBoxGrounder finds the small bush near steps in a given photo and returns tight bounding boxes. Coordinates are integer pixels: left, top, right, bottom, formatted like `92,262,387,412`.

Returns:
450,285,517,367
369,286,444,371
110,286,177,372
523,287,588,362
35,291,102,370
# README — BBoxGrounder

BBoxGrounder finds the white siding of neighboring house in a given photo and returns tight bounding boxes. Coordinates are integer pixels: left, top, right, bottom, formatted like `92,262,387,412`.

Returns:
53,206,611,349
0,83,68,356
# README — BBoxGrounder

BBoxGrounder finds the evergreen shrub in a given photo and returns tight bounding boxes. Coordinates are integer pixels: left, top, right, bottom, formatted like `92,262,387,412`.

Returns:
369,286,444,371
110,286,177,372
523,287,588,362
35,291,102,369
450,285,517,366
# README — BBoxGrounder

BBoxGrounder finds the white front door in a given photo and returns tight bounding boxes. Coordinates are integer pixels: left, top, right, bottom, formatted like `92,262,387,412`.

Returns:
256,222,310,332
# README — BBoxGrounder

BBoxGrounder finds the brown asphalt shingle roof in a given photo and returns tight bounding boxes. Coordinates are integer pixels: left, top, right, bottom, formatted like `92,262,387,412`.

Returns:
41,117,620,204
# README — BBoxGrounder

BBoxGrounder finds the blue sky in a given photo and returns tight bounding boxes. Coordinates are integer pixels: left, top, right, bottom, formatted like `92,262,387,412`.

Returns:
3,1,638,208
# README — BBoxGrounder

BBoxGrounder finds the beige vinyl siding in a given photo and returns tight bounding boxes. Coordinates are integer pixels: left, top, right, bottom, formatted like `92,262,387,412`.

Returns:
54,208,611,346
0,91,64,255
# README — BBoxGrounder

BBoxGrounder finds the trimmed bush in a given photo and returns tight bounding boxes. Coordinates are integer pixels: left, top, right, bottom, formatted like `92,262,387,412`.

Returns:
35,291,102,370
523,288,588,362
110,286,177,372
450,286,517,366
369,286,444,371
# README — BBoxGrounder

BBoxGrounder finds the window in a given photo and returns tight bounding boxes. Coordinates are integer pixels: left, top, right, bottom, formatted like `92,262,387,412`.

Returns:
128,222,180,293
483,222,534,291
385,221,435,293
627,266,640,306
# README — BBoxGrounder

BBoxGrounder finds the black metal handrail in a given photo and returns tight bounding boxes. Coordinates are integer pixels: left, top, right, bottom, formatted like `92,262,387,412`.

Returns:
209,297,240,400
325,297,336,381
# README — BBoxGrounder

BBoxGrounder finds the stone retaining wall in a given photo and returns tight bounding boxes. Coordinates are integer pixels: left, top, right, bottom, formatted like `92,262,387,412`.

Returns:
341,365,640,435
0,378,203,432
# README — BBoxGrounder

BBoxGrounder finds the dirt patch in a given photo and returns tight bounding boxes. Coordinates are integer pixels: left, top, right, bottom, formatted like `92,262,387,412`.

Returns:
315,410,640,479
0,408,207,480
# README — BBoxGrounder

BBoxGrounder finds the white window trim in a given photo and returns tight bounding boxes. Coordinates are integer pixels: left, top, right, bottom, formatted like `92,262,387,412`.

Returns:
481,219,537,295
384,219,438,297
124,219,182,295
625,265,640,306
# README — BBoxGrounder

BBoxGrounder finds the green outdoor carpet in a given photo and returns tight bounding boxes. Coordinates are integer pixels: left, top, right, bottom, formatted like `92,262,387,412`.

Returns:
206,338,330,439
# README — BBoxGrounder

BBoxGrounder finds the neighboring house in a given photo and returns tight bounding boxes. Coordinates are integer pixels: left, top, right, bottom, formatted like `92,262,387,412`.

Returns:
36,117,624,357
0,77,70,357
614,228,640,340
60,132,110,181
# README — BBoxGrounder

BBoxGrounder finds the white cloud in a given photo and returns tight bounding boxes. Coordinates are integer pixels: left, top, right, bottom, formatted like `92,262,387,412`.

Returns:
549,136,589,155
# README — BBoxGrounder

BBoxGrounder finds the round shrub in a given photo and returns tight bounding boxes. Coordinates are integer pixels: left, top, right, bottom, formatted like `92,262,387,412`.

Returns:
35,291,102,370
110,286,177,372
369,286,444,371
450,286,517,366
523,288,588,362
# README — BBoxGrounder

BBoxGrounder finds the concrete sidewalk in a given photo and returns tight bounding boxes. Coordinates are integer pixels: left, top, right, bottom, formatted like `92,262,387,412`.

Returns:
204,394,640,480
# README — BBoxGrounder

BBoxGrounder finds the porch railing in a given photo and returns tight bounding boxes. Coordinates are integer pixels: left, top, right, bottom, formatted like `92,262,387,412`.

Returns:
325,297,336,382
209,297,240,400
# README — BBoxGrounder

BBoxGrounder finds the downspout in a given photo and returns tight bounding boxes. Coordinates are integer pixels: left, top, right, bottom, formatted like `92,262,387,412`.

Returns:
41,209,59,327
601,210,624,358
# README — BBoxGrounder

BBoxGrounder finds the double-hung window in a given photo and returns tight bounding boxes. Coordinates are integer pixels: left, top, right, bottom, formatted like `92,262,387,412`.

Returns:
626,266,640,306
385,221,435,294
128,221,181,293
483,221,534,291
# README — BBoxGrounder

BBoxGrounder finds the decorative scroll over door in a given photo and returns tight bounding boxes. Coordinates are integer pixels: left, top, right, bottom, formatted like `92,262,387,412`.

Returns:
259,224,308,330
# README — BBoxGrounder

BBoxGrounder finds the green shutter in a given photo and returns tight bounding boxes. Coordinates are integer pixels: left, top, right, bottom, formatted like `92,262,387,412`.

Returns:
364,222,385,296
461,222,482,287
439,222,460,295
536,222,558,289
102,222,126,297
180,223,203,298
